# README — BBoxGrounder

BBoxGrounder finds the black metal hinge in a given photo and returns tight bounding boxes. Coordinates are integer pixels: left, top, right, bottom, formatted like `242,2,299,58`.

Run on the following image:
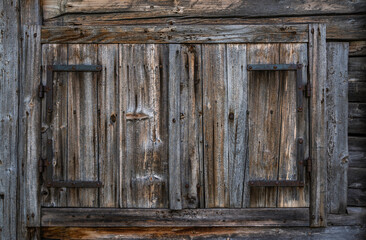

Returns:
38,84,49,98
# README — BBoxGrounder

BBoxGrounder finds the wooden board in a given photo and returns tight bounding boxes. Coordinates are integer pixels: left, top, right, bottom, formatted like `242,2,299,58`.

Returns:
42,0,366,20
41,25,309,44
348,136,366,168
119,44,169,208
326,42,349,214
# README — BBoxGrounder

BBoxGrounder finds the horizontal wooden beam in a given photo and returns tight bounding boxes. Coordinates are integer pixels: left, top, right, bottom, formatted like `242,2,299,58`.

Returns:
41,24,309,44
41,208,309,227
42,0,366,20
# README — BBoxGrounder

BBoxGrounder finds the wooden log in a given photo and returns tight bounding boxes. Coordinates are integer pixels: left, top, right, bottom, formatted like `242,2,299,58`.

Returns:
348,136,366,168
348,189,366,207
42,0,366,20
41,25,309,44
309,24,327,227
0,1,20,239
348,168,366,189
328,207,366,226
349,41,366,57
40,226,366,240
326,42,349,214
41,208,309,227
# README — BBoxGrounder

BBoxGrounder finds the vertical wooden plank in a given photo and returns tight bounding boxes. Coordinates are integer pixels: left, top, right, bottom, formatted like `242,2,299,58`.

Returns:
98,44,119,207
202,44,229,208
277,43,309,207
326,42,349,214
67,44,99,207
309,24,327,227
247,44,280,208
18,1,42,239
169,44,183,210
179,45,203,209
40,44,68,207
120,44,168,208
227,44,248,208
0,1,20,239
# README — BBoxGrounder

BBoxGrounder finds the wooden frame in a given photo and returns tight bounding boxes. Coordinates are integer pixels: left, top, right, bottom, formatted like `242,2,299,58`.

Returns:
38,24,327,227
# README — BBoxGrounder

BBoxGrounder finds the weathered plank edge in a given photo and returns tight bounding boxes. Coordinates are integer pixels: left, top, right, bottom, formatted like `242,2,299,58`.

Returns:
41,208,309,227
41,25,309,44
309,24,328,227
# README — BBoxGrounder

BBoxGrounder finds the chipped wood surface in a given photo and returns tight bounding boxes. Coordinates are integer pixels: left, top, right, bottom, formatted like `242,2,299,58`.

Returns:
41,25,309,44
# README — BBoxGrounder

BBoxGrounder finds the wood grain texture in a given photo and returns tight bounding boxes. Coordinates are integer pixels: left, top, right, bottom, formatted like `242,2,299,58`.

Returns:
42,0,366,20
348,136,366,168
202,44,229,208
309,24,327,227
41,44,68,207
277,43,309,208
350,41,366,57
97,44,119,207
41,208,309,227
247,44,280,208
119,44,168,208
349,57,366,103
67,44,99,207
326,42,349,214
41,25,309,44
348,189,366,207
0,1,20,239
227,44,248,208
40,226,366,240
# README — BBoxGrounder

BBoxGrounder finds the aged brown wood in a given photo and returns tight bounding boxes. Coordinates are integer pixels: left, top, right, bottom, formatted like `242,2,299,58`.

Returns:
326,42,349,214
41,208,309,227
309,24,327,227
350,41,366,57
120,44,169,208
42,0,366,20
41,25,309,44
41,226,366,239
0,1,20,239
202,44,229,208
247,44,280,208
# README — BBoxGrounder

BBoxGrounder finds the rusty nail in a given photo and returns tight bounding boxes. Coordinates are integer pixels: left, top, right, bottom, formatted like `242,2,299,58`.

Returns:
229,112,234,120
298,107,303,112
248,66,252,70
298,138,303,144
273,66,277,70
172,118,176,123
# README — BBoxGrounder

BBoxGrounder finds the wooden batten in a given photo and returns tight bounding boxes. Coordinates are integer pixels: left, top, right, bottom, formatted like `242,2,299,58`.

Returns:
41,24,309,44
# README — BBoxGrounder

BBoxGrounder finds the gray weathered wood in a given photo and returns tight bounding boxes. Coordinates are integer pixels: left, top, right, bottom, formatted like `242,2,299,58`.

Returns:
326,42,349,214
349,41,366,57
168,44,183,210
348,168,366,189
41,0,366,20
202,44,229,208
348,189,366,207
41,208,309,227
40,44,68,208
41,25,309,44
349,57,366,103
309,24,327,227
67,44,99,207
348,136,366,168
227,44,248,208
98,44,119,207
0,1,20,239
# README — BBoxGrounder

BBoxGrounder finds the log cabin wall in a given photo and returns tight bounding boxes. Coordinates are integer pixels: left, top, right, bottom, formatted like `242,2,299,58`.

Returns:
0,0,365,239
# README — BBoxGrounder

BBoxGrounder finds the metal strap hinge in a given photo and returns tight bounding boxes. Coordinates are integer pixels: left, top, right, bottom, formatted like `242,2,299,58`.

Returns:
38,84,48,98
